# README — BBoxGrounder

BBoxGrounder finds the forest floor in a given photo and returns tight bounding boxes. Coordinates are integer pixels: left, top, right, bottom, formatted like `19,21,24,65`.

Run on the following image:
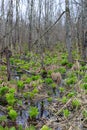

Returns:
0,44,87,130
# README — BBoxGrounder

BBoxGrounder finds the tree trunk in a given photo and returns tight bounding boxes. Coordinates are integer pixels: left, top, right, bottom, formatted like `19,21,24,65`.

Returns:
28,0,34,51
81,0,87,60
65,0,72,62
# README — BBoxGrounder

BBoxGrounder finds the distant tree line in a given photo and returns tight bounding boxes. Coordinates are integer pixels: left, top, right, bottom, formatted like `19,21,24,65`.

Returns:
0,0,87,61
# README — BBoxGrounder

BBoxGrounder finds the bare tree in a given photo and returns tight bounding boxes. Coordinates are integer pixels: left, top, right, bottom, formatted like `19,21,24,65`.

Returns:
81,0,87,60
65,0,72,62
27,0,34,51
0,0,5,49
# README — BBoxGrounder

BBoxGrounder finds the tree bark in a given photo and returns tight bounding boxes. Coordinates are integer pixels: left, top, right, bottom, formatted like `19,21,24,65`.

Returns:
65,0,72,63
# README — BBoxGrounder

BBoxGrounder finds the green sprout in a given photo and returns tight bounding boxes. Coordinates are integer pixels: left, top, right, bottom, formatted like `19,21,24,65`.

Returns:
61,96,68,104
0,116,7,122
41,125,52,130
72,99,80,109
0,86,9,96
8,109,18,121
63,109,70,118
82,110,87,118
45,78,53,84
59,87,65,93
67,91,76,98
65,76,77,86
47,97,53,102
6,93,16,106
17,80,24,90
28,106,39,119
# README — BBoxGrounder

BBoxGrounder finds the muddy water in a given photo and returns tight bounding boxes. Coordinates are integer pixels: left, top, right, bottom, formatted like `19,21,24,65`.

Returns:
0,70,86,129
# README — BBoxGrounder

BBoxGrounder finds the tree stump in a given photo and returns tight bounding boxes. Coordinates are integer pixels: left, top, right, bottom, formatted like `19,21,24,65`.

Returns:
1,47,12,81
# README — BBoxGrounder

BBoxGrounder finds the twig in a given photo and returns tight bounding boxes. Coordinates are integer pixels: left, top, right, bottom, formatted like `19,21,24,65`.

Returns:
74,59,87,63
0,105,7,114
56,99,72,116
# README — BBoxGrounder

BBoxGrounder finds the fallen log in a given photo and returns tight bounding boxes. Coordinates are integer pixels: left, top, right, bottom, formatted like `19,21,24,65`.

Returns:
0,60,36,75
74,59,87,64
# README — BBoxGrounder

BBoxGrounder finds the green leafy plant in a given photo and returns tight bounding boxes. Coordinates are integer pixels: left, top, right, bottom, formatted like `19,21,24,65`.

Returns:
26,125,36,130
28,106,39,119
0,116,7,122
10,58,15,65
81,83,87,90
32,81,38,87
51,83,56,88
24,91,35,99
31,75,41,81
0,66,6,71
17,80,24,90
17,125,23,130
82,110,87,118
45,78,53,84
10,127,16,130
41,125,52,130
0,126,4,130
67,63,73,68
25,77,32,84
6,93,16,105
61,96,68,104
21,64,30,70
67,72,76,78
67,91,76,98
24,88,39,99
47,70,53,76
63,109,70,118
32,88,39,94
0,86,9,96
61,59,68,66
59,87,65,93
9,88,16,93
8,109,18,121
56,67,66,74
47,97,53,102
65,76,77,86
83,75,87,83
7,106,13,111
72,99,80,109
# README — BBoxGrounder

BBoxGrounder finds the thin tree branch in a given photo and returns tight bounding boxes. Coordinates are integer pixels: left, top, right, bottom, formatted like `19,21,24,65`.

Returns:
32,11,66,46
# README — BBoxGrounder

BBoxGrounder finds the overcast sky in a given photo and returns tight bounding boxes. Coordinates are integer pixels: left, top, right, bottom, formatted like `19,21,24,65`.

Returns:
0,0,80,22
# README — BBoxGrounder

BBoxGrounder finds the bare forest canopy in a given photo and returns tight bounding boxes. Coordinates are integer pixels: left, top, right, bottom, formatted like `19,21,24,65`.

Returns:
0,0,87,61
